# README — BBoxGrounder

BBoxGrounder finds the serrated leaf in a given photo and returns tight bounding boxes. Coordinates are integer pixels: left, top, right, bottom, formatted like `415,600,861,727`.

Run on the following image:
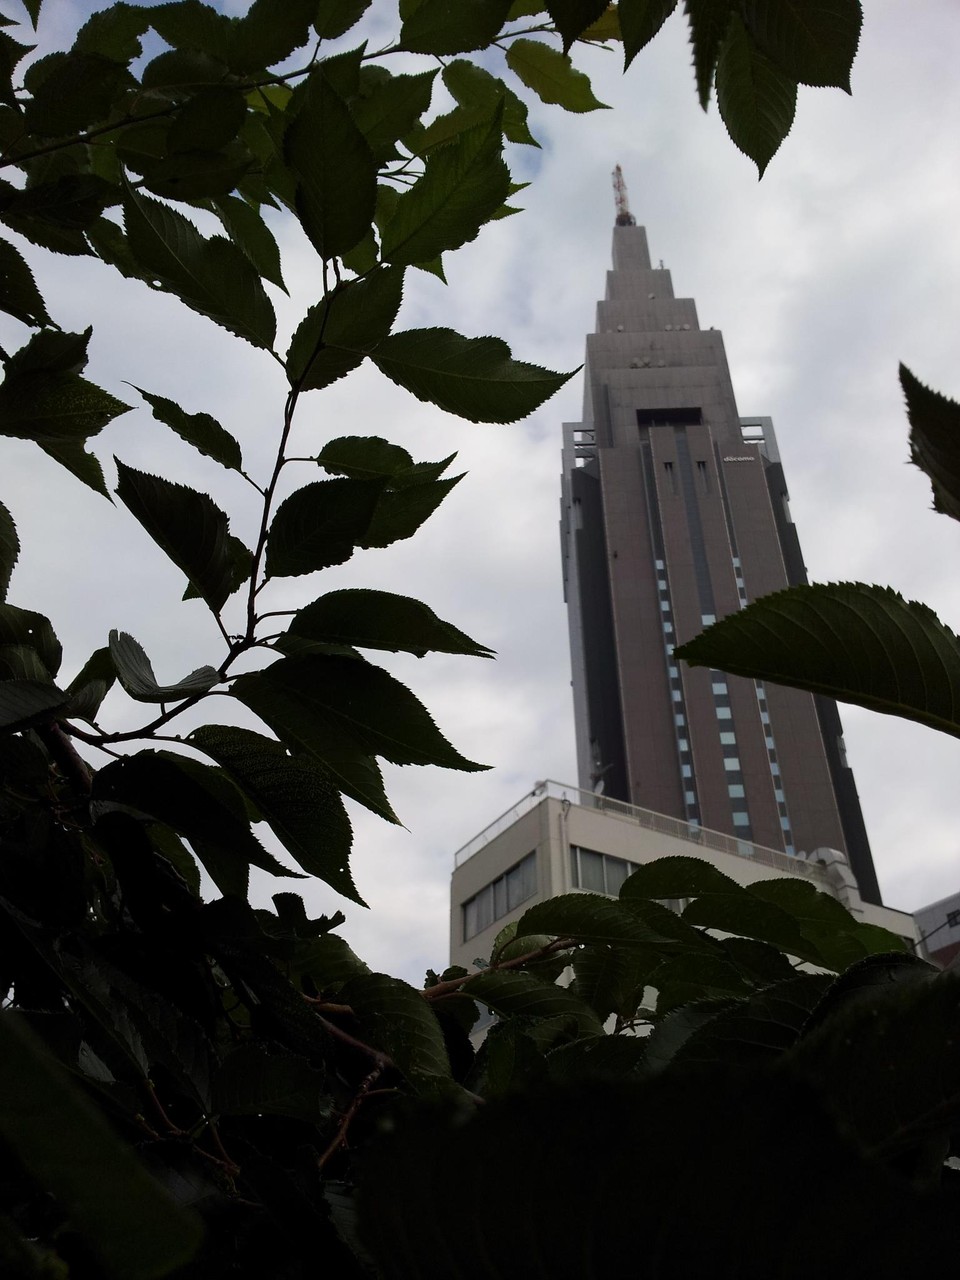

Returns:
294,933,371,990
115,460,237,613
108,630,219,703
901,364,960,523
64,645,115,723
287,589,493,659
0,237,50,327
399,0,512,54
168,87,246,153
371,327,574,423
442,59,538,147
381,112,509,266
265,478,384,578
232,654,484,798
23,52,132,138
0,603,61,675
315,434,413,481
0,499,17,602
676,582,960,740
92,750,297,895
315,0,372,39
547,0,611,52
749,877,904,968
741,0,861,91
0,32,31,109
362,474,461,548
0,370,130,443
135,386,243,472
214,1045,332,1122
353,67,437,164
285,63,376,261
683,0,735,108
213,193,286,292
227,0,318,73
189,725,361,904
74,3,151,62
140,47,228,91
0,1013,202,1279
620,0,677,67
506,37,609,111
715,12,797,176
122,186,276,349
340,972,452,1088
5,326,91,378
579,3,622,42
38,438,112,498
465,970,604,1036
517,892,665,947
286,267,404,391
0,679,68,732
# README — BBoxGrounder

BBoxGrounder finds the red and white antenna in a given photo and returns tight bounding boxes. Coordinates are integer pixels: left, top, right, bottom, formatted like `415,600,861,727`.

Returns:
612,164,636,226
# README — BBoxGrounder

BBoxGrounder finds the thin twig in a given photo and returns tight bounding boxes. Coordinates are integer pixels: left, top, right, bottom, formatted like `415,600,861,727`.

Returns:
316,1065,384,1172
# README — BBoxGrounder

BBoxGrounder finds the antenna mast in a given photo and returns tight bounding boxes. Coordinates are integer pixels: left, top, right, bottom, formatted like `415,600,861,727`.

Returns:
612,164,636,226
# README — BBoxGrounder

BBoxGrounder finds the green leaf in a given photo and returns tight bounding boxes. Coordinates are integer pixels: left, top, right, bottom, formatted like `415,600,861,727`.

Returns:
0,679,68,732
214,1045,332,1122
579,3,622,42
683,0,735,108
287,588,493,658
362,474,462,548
122,186,277,349
225,0,318,73
381,112,509,266
92,750,297,894
465,970,604,1036
620,0,677,67
73,3,151,62
135,386,243,473
506,37,609,111
749,877,905,967
64,645,115,723
139,47,228,91
371,327,574,423
0,602,61,675
547,0,611,52
715,12,797,176
0,370,129,444
353,67,438,164
399,0,512,54
189,725,361,904
314,434,453,485
517,891,667,947
167,87,246,153
442,59,538,147
0,642,56,683
0,237,50,327
265,478,384,578
108,630,219,703
901,364,960,523
0,499,17,602
37,438,111,497
0,32,32,110
5,326,90,378
0,1013,202,1279
286,267,405,391
212,193,286,293
339,972,452,1088
314,0,372,40
741,0,861,91
115,460,239,612
285,63,376,261
232,654,484,807
23,52,132,138
676,581,960,741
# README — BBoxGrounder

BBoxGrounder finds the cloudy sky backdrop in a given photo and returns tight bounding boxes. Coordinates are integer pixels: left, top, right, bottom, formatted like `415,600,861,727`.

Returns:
5,1,960,981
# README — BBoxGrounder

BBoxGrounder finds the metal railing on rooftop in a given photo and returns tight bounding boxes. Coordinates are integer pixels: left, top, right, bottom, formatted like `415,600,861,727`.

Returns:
453,780,831,885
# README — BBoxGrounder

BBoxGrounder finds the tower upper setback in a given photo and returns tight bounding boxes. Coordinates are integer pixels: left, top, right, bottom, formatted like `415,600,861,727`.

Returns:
560,220,881,903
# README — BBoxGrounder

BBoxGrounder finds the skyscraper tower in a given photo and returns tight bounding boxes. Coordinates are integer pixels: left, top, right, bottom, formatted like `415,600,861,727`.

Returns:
560,180,880,902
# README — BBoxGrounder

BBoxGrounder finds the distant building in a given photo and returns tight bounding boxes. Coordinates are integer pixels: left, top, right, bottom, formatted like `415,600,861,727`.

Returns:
913,890,960,967
449,783,917,971
560,216,881,902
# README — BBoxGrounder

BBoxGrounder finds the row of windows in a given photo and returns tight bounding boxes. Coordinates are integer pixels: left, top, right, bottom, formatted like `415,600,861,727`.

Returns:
658,565,700,823
571,846,639,896
462,852,537,941
754,679,796,855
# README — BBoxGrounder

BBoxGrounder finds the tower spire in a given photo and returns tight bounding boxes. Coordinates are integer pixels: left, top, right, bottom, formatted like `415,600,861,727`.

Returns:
611,164,636,226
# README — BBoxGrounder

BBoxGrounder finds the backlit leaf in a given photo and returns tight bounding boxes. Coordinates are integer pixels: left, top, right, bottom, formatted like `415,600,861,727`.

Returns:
212,193,286,292
64,645,115,724
741,0,861,91
362,474,462,548
0,602,61,675
265,478,384,578
339,972,452,1087
108,630,219,703
0,237,50,327
314,0,372,39
214,1045,332,1123
506,38,609,111
715,12,797,176
684,0,735,108
288,589,493,659
114,460,237,612
442,59,538,147
136,386,243,473
0,680,68,732
286,267,404,391
399,0,512,54
465,970,604,1036
901,364,960,524
676,582,960,741
620,0,677,67
370,327,574,423
546,0,610,52
0,371,130,443
0,499,18,601
123,186,277,349
189,725,361,904
353,67,437,163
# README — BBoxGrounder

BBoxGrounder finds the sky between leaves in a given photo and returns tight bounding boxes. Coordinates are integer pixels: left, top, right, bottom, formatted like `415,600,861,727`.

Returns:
3,0,960,982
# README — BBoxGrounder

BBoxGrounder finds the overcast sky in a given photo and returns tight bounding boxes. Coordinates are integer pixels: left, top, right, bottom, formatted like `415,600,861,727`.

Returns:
5,2,960,982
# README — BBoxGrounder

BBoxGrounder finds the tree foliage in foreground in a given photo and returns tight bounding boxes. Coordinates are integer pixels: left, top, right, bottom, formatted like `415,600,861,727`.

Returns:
4,2,956,1277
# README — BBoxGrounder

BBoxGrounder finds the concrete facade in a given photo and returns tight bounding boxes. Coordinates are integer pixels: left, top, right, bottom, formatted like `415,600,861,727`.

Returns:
449,782,917,971
560,224,880,902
